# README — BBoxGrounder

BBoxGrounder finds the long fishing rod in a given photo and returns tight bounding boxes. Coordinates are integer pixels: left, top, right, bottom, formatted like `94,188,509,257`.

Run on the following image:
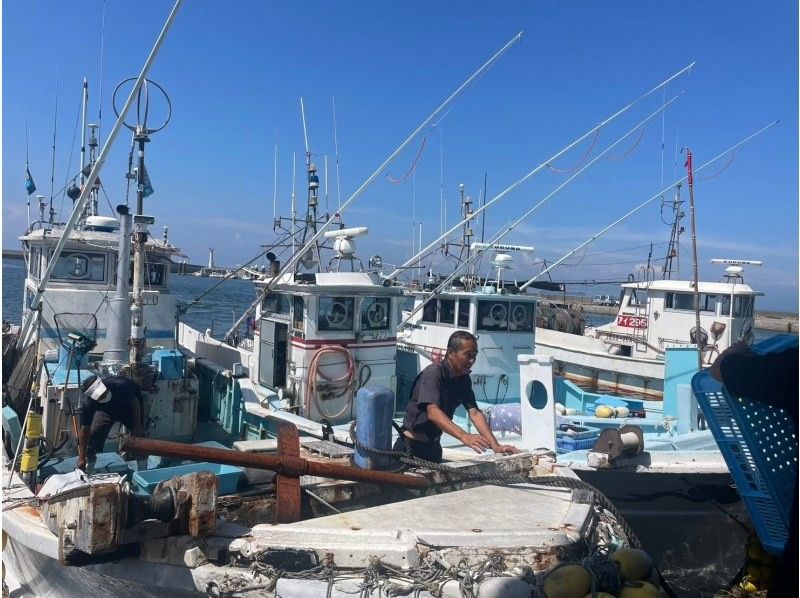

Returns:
16,0,184,351
519,120,779,290
222,31,525,341
384,62,696,281
398,94,682,328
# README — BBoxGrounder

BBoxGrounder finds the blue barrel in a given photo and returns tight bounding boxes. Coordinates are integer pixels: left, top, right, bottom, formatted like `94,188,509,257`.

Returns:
354,385,396,470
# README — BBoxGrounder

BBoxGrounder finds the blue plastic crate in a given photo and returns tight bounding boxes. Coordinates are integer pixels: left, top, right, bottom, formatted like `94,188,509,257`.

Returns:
556,423,601,453
132,462,243,496
691,336,798,556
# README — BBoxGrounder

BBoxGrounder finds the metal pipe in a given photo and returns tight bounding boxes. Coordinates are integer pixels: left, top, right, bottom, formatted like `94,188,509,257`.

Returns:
121,436,428,488
103,205,132,364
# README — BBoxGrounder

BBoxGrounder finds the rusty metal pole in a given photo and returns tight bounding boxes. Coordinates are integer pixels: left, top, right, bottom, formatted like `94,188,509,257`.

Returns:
121,435,428,489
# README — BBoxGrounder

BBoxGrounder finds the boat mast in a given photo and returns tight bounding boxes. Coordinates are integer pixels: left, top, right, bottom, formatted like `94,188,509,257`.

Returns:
685,148,703,370
661,184,683,280
299,97,322,271
79,79,88,198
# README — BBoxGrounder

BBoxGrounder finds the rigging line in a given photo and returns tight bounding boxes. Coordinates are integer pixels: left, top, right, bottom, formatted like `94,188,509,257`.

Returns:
562,257,668,267
224,32,526,342
660,86,666,191
99,182,116,214
696,152,736,181
60,90,85,221
607,125,646,160
399,96,684,326
580,241,670,257
546,129,600,173
181,232,292,312
331,96,342,210
522,120,780,288
97,0,107,139
386,136,427,184
388,65,695,281
49,71,61,211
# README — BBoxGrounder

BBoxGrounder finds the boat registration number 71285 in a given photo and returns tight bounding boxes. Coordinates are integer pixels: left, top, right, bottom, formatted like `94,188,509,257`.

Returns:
617,315,648,328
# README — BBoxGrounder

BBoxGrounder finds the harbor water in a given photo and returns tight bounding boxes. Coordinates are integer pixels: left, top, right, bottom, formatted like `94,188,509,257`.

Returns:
2,258,258,339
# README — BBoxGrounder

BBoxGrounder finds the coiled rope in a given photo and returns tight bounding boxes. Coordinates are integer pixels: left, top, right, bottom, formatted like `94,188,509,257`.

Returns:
306,346,356,420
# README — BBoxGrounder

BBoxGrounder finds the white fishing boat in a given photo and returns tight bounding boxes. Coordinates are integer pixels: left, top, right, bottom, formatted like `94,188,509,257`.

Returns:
3,12,643,597
535,263,761,400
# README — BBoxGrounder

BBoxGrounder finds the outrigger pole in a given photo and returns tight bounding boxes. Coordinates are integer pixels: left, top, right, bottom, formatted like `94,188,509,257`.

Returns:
397,94,684,328
518,121,779,291
15,0,184,351
223,31,525,341
385,62,696,282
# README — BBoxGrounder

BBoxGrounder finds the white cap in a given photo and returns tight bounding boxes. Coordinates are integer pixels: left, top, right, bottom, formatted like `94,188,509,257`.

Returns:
86,378,110,403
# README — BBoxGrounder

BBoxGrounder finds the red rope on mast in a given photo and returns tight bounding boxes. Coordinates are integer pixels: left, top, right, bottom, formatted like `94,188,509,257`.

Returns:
546,129,600,174
385,136,427,184
607,126,646,160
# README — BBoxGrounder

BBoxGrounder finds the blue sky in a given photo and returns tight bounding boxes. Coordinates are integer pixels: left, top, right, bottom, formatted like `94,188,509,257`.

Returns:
3,1,798,311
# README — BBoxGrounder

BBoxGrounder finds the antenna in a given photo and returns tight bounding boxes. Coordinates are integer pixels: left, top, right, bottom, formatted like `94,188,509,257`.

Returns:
300,97,310,167
332,96,342,209
272,128,278,222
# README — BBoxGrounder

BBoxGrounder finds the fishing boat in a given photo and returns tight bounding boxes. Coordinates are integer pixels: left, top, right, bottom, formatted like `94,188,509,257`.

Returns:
3,12,644,597
534,238,761,400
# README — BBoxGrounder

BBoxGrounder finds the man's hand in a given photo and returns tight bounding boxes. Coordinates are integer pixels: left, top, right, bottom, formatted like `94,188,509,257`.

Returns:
492,443,521,455
460,433,493,454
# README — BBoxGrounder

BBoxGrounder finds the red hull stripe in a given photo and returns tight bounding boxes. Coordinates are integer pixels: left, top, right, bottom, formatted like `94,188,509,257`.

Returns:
290,337,397,349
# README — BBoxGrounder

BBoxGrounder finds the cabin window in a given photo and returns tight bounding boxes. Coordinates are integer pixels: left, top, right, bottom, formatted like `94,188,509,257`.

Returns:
509,302,534,332
127,262,167,287
422,299,437,323
292,296,305,331
733,295,754,318
702,294,718,313
29,248,41,279
361,297,390,330
721,296,731,316
319,296,354,331
628,289,649,307
439,299,456,325
263,293,291,316
478,300,508,331
51,251,106,282
457,300,470,328
665,292,717,313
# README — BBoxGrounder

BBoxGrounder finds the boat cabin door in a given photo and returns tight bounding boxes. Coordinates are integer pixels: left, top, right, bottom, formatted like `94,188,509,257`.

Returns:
258,319,288,389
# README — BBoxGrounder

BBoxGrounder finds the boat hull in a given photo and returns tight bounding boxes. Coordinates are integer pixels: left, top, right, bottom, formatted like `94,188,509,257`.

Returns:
535,327,665,400
573,467,749,595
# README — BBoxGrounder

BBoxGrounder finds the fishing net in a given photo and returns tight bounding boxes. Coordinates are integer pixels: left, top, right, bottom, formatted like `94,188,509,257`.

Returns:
54,313,98,354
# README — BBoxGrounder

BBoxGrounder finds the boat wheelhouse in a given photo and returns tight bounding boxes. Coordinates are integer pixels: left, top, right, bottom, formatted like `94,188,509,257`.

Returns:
18,217,181,357
536,263,761,399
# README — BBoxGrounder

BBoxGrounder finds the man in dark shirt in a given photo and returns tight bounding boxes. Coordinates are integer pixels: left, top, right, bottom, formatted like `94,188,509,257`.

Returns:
709,339,798,597
396,331,520,462
77,374,145,470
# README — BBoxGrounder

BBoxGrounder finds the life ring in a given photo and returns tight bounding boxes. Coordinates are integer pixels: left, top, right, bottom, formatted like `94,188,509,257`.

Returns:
325,301,348,327
490,303,507,324
366,302,386,327
511,304,528,326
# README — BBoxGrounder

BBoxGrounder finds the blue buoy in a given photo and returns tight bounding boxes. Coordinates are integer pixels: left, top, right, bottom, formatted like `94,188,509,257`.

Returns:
354,386,395,470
